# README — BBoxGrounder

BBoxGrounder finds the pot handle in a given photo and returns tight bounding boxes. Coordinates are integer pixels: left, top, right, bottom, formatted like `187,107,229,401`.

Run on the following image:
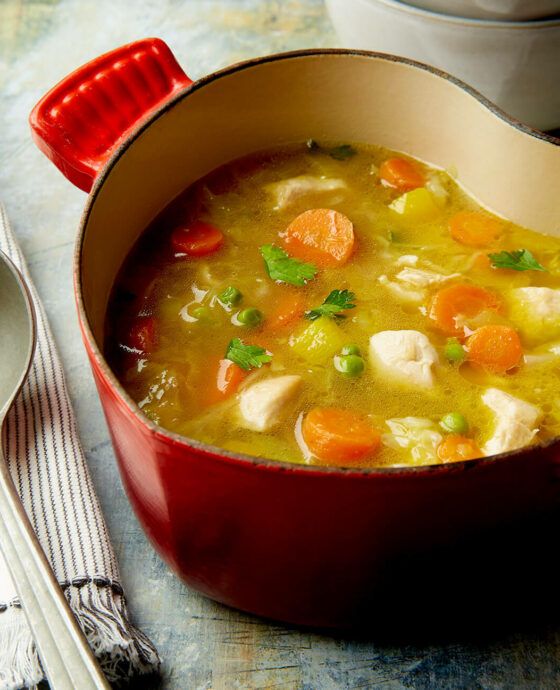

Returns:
29,38,192,192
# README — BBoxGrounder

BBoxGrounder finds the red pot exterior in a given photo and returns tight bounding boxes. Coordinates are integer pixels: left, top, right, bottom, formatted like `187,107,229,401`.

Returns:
85,326,560,626
29,39,192,192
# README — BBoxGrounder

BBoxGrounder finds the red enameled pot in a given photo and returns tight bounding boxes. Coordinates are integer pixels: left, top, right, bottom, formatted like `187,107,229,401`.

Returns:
30,39,560,627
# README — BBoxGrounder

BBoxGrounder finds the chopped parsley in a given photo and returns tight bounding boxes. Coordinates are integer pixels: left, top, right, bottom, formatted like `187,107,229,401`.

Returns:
305,289,357,321
225,338,272,371
328,144,357,161
260,244,317,286
488,249,546,272
306,139,357,161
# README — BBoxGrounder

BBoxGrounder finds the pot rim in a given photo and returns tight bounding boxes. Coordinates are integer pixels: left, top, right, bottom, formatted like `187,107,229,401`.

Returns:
350,0,560,29
74,47,560,478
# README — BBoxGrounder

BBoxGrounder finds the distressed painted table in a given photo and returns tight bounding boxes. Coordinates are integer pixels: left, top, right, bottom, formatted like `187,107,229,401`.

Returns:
1,1,559,688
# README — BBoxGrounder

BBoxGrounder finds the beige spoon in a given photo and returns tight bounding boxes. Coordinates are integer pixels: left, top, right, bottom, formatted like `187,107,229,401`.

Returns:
0,250,109,689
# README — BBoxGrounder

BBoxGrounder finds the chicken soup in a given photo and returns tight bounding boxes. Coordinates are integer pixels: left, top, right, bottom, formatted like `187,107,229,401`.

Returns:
105,141,560,468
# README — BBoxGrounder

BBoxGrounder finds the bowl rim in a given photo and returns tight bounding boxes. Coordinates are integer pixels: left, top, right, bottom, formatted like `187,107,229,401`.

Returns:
75,47,560,478
343,0,560,28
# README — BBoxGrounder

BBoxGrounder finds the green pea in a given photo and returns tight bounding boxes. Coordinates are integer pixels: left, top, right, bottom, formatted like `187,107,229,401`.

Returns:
334,354,365,377
444,338,466,363
218,285,242,307
440,412,469,435
191,305,212,322
340,344,361,356
237,308,263,327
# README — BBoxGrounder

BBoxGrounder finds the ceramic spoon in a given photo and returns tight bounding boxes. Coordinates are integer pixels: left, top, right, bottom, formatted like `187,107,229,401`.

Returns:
0,250,109,689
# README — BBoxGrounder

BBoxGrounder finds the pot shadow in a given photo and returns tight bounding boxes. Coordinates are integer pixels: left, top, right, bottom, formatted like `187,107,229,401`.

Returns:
334,506,560,647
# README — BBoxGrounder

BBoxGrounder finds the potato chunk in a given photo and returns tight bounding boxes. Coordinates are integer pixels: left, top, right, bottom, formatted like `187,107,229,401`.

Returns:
507,287,560,345
481,387,541,455
388,188,440,220
289,318,345,364
239,375,302,432
369,330,439,387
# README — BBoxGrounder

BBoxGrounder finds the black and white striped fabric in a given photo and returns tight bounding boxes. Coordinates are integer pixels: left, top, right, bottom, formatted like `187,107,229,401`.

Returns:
0,205,160,689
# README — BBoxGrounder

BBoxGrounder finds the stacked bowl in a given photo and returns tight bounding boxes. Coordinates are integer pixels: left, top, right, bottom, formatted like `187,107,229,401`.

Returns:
325,0,560,130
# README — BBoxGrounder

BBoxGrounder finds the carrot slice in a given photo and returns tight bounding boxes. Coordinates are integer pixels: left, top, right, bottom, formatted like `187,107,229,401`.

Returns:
266,292,306,331
171,220,224,257
205,358,248,405
283,208,354,267
128,316,156,353
429,283,501,337
216,359,247,397
379,157,424,191
449,211,502,247
466,325,523,374
302,407,380,463
437,435,482,463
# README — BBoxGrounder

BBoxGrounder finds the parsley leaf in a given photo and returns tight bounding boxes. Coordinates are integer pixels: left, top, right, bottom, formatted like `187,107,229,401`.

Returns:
225,338,272,371
488,249,546,272
306,139,357,161
305,289,357,321
328,144,357,161
260,245,317,286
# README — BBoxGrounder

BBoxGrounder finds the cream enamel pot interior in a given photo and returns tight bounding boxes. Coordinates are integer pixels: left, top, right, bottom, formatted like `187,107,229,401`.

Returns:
326,0,560,131
30,40,560,627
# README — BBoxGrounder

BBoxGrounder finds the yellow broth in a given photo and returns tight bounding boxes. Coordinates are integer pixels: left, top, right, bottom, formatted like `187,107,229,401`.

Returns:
105,142,560,468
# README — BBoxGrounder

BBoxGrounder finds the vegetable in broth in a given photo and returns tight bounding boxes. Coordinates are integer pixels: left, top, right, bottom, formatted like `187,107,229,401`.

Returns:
105,142,560,468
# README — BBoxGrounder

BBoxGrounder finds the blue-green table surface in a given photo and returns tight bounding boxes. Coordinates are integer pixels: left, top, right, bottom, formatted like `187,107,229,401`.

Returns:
1,1,559,688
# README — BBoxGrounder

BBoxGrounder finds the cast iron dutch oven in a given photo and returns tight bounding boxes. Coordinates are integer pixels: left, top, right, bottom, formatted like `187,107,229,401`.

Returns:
30,39,560,627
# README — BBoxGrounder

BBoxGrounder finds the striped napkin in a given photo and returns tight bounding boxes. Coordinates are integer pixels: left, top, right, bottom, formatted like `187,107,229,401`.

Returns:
0,205,160,689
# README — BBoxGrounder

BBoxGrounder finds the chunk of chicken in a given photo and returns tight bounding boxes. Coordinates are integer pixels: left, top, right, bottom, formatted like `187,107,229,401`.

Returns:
395,254,419,267
383,417,442,464
239,375,302,432
378,275,425,303
380,258,457,303
395,267,460,288
510,287,560,317
265,175,346,210
481,388,542,455
425,171,449,204
369,330,439,387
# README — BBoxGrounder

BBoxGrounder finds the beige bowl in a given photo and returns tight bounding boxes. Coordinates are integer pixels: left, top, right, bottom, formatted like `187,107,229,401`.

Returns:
326,0,560,130
406,0,560,20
